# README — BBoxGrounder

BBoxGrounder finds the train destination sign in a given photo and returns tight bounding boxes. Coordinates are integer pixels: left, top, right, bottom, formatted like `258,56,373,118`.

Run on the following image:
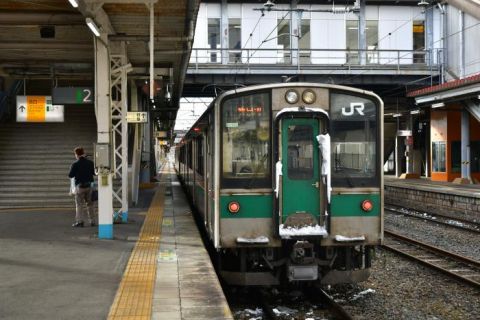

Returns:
52,87,94,104
16,95,64,123
126,112,148,123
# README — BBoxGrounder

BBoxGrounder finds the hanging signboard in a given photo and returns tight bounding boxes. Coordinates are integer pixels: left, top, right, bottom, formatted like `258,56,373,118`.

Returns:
126,112,148,123
52,87,94,104
16,96,64,122
156,131,167,138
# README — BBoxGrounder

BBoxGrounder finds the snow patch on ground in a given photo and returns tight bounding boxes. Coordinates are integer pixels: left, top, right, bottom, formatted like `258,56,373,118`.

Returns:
272,306,298,316
351,288,376,301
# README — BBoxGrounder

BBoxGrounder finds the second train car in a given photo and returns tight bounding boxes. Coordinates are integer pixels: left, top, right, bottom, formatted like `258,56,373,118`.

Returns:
175,83,383,286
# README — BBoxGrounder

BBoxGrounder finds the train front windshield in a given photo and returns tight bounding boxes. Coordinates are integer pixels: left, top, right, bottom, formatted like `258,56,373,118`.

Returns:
221,92,271,188
330,92,379,188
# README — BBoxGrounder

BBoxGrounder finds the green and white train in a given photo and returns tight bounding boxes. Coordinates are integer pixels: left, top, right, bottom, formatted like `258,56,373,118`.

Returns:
175,83,383,286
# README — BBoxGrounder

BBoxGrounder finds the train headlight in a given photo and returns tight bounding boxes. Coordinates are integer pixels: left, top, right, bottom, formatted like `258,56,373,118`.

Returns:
228,201,240,214
361,200,374,212
285,89,299,104
302,89,316,104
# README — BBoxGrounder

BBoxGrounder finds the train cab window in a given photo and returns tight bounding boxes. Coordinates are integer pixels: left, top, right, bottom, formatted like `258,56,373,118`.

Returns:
221,92,271,188
330,93,378,187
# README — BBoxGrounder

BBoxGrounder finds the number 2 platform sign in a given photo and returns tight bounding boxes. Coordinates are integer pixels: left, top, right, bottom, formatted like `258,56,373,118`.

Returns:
52,87,93,105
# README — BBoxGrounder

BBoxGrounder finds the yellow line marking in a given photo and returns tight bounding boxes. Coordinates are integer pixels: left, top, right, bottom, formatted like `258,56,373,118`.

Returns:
108,181,165,320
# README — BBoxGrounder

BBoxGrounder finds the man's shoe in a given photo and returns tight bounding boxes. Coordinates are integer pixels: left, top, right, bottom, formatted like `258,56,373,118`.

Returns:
72,221,84,228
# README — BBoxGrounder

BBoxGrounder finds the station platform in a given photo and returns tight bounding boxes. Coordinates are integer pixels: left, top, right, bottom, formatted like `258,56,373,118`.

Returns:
0,163,232,320
384,175,480,221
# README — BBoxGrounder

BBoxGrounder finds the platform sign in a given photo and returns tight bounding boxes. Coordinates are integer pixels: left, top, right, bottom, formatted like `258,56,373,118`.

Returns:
397,130,412,137
52,87,94,104
126,112,148,123
156,131,167,138
16,96,64,123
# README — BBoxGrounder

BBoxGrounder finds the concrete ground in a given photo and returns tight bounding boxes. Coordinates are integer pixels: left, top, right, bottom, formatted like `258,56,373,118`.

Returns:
0,191,154,320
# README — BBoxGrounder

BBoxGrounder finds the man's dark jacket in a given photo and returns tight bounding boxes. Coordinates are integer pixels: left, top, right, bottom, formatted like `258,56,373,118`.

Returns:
68,156,95,187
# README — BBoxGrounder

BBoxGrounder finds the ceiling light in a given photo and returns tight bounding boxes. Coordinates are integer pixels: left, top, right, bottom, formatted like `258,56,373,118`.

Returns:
418,0,429,6
392,113,402,118
86,17,100,37
431,102,445,108
68,0,79,8
264,0,275,9
410,109,420,115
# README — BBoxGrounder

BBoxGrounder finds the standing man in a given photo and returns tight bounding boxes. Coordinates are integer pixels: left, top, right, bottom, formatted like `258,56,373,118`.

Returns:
68,147,96,227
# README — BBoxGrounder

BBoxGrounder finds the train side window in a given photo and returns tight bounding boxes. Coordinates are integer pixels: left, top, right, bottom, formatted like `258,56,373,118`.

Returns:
196,136,204,176
330,93,379,187
221,92,271,188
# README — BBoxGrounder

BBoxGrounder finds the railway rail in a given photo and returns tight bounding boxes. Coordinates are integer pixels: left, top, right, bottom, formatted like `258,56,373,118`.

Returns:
385,205,480,234
383,230,480,289
254,286,353,320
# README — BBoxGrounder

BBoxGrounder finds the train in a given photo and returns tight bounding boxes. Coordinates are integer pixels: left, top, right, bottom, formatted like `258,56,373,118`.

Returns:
175,83,383,286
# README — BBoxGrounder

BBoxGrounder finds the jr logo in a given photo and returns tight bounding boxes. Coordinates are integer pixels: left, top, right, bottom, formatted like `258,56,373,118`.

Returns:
342,102,365,116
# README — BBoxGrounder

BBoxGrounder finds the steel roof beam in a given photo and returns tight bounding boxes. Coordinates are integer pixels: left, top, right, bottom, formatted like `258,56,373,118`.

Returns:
0,12,85,26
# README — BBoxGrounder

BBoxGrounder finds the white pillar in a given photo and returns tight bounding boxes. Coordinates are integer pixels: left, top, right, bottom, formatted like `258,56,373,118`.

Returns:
358,0,367,65
221,0,229,65
95,33,114,239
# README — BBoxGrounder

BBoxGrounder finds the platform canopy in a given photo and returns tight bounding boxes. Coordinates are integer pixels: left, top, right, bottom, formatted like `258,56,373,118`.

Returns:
0,0,200,132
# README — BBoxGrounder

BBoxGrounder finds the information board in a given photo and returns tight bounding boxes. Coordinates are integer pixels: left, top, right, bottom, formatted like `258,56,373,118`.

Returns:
16,96,64,123
126,112,148,123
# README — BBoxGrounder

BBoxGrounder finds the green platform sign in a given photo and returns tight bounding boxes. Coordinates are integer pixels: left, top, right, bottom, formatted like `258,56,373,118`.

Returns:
52,87,94,104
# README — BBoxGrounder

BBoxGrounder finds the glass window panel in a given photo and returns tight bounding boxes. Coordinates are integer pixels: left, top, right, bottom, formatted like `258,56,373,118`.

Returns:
208,18,221,63
287,125,313,180
413,20,425,63
346,20,378,63
330,93,378,187
277,19,291,63
451,141,461,173
229,18,241,63
471,141,480,173
299,20,310,64
432,141,446,172
221,93,271,188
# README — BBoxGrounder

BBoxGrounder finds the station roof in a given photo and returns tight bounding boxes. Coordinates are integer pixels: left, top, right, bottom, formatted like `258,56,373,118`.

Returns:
0,0,200,132
408,73,480,105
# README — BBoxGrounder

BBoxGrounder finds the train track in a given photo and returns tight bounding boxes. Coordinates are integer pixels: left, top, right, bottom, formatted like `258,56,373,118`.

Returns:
256,286,353,320
383,230,480,289
385,205,480,234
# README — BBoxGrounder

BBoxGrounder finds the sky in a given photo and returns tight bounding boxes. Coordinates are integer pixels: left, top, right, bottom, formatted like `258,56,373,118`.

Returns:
174,97,212,131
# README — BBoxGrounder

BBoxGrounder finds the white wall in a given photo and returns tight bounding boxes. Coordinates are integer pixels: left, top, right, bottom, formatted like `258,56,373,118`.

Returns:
192,3,439,66
445,6,480,79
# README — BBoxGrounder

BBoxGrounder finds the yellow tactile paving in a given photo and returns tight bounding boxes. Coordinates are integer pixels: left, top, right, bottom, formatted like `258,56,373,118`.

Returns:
107,176,166,320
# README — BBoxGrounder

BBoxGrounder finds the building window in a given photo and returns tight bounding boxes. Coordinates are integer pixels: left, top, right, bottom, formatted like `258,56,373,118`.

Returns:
229,18,241,63
299,19,310,64
413,21,425,63
277,19,291,63
208,18,221,63
432,141,446,172
451,141,461,173
346,20,378,64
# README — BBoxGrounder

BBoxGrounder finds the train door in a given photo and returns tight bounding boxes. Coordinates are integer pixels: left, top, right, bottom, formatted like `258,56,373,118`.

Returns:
277,115,327,234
